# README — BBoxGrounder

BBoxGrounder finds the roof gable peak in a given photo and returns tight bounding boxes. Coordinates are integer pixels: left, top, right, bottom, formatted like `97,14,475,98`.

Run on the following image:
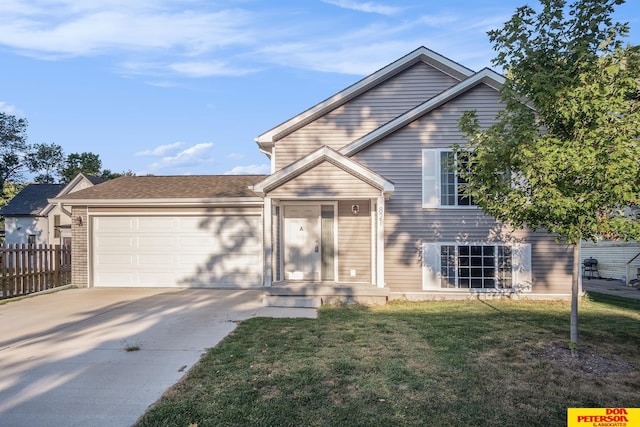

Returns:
255,47,476,149
340,68,506,157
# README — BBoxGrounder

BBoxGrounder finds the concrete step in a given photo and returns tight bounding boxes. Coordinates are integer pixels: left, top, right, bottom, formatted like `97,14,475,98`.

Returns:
264,296,322,308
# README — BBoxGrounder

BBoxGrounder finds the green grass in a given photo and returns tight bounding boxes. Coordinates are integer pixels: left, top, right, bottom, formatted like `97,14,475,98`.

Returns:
135,293,640,427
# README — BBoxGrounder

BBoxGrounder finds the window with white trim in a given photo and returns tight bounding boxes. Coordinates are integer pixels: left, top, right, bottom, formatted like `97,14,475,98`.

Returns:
422,149,475,208
422,243,531,291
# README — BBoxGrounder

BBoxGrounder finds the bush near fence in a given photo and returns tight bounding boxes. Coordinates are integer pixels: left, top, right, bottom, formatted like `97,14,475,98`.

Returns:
1,244,71,299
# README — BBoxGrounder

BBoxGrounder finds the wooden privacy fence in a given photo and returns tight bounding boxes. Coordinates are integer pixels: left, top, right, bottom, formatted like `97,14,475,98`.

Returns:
1,244,71,299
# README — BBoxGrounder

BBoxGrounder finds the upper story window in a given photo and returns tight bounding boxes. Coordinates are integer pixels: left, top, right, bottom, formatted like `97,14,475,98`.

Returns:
27,234,36,245
422,149,475,208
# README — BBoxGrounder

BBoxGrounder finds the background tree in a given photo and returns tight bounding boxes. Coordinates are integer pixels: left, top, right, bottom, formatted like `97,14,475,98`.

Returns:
457,0,640,355
60,152,103,182
26,143,65,183
0,112,29,198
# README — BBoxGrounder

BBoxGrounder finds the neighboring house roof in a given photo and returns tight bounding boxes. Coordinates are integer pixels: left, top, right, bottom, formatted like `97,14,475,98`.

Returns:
255,46,475,151
84,174,106,186
41,173,106,216
53,175,268,206
0,184,65,216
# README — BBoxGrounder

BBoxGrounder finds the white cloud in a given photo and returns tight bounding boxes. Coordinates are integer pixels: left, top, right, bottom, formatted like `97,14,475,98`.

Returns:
0,101,19,114
135,141,184,157
259,40,423,75
143,142,215,173
224,164,270,175
322,0,401,16
0,5,256,58
168,61,259,78
227,153,245,160
0,0,501,79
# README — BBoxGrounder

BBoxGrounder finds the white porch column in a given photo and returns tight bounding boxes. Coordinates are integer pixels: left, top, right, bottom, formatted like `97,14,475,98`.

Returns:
263,197,272,287
376,196,385,288
370,199,377,285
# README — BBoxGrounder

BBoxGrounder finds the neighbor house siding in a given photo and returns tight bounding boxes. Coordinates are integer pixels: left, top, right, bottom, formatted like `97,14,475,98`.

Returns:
354,84,572,295
582,240,640,282
337,200,371,283
274,63,460,170
268,161,382,199
71,206,89,287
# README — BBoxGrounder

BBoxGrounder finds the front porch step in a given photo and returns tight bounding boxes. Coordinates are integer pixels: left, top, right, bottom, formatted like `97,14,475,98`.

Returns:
264,283,390,307
264,296,322,308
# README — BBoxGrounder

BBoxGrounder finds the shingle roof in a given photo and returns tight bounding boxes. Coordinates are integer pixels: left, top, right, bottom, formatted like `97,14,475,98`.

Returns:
55,175,268,200
0,184,65,216
84,174,106,185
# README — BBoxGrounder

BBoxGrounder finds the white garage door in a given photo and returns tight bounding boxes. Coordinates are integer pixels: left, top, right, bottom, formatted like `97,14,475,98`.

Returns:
92,215,263,287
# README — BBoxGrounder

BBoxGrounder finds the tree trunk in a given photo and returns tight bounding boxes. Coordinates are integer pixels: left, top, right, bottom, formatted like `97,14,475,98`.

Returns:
570,242,580,357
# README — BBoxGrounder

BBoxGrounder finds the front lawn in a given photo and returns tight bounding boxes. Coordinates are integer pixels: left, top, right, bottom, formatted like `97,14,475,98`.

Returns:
135,293,640,427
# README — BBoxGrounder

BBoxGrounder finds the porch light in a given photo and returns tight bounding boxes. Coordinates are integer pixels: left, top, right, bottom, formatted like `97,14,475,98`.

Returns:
351,204,360,215
73,216,83,226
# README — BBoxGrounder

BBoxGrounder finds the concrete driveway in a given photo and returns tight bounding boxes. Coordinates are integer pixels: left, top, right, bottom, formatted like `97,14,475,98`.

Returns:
0,287,313,427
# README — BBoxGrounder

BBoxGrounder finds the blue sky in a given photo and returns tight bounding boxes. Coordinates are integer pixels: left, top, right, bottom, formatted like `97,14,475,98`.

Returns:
1,0,638,177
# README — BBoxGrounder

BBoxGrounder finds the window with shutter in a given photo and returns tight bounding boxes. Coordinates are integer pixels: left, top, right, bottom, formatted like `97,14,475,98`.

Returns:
422,243,531,291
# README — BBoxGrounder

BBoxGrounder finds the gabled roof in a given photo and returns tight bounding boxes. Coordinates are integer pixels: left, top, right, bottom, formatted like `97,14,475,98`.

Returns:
255,46,475,150
250,146,395,199
0,184,65,216
82,174,106,186
53,175,268,206
41,173,106,216
340,68,506,156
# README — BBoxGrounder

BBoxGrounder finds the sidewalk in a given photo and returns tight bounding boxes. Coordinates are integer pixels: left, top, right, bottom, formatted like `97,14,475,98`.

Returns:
582,277,640,300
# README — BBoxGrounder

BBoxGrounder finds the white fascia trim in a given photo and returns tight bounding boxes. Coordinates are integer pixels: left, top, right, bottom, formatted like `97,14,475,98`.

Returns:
50,197,264,207
255,47,475,146
42,174,93,216
250,146,394,197
340,69,505,157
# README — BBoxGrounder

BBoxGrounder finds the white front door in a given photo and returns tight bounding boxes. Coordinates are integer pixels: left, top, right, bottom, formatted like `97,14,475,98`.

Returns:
283,205,321,280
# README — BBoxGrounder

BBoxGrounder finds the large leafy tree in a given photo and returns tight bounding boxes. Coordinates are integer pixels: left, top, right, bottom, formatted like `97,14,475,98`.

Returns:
26,142,65,184
60,152,103,183
0,112,29,195
457,0,640,354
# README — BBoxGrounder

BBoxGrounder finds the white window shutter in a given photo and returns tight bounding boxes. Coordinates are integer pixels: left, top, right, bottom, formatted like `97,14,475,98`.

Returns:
512,243,532,291
422,243,441,290
422,149,439,208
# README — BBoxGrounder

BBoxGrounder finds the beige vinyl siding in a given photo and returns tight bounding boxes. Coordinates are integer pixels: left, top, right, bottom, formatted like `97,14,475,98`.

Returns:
337,200,371,283
268,161,382,199
354,84,573,295
274,62,459,170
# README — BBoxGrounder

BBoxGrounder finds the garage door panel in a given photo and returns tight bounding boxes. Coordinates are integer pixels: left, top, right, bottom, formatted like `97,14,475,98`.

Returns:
95,235,136,250
94,217,137,231
92,215,263,288
94,271,137,286
138,235,171,249
138,272,181,286
95,253,135,266
138,254,176,266
138,217,178,231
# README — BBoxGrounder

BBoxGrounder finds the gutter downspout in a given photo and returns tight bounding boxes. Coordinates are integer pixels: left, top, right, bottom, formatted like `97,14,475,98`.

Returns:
57,202,72,217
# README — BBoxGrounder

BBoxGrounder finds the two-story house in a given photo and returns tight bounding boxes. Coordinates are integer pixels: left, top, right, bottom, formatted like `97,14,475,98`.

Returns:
53,47,572,303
